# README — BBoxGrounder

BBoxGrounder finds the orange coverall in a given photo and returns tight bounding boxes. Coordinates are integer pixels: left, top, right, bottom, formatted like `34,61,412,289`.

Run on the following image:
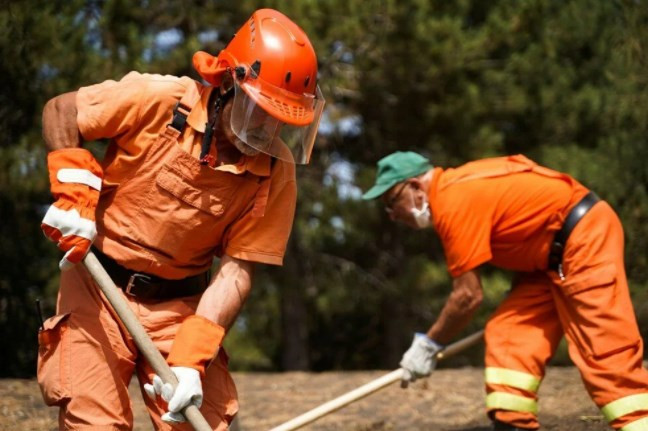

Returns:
37,72,297,430
428,155,648,430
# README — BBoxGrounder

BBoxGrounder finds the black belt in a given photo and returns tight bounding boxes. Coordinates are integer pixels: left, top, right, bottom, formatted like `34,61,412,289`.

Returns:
548,191,600,278
91,248,210,301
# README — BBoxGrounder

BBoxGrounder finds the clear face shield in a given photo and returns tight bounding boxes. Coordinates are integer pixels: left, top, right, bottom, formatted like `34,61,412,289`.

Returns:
229,74,325,164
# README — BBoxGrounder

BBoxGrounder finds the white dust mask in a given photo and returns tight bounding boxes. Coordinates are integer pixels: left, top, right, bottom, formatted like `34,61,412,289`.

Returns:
411,195,431,228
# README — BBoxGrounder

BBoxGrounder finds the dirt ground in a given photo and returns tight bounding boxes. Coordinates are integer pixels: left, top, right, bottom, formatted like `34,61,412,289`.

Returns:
0,366,610,431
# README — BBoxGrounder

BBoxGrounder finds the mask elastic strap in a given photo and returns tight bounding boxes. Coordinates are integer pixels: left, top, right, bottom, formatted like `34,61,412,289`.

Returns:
199,87,234,166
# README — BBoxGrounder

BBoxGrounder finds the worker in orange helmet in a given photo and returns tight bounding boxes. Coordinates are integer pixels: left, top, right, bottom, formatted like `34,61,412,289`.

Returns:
363,152,648,431
38,9,324,430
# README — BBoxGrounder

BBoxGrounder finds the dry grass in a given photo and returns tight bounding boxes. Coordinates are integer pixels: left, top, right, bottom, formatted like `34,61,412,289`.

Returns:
0,367,609,430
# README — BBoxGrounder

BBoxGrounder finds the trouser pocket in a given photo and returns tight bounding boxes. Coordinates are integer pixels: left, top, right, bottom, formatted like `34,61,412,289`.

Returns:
560,264,640,358
37,312,71,406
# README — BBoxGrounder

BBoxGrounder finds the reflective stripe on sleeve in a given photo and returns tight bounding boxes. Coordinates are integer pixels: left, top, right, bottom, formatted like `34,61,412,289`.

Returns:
486,392,538,414
621,417,648,431
485,367,541,392
602,394,648,422
57,168,102,191
42,205,97,241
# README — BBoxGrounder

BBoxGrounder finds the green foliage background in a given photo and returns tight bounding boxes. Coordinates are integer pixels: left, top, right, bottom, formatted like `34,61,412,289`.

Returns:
1,0,646,377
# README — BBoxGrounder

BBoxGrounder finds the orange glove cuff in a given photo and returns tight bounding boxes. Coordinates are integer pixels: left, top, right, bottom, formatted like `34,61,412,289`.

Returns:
47,148,103,206
167,315,226,377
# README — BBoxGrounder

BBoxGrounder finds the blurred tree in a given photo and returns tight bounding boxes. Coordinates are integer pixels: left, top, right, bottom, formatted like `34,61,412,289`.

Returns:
1,0,646,376
246,0,648,370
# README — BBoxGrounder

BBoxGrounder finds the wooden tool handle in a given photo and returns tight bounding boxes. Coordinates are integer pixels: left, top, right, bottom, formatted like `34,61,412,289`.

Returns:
83,251,212,431
269,329,484,431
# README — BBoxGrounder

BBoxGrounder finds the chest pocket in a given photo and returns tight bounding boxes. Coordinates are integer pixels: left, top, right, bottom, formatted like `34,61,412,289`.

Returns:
156,160,229,218
126,145,259,261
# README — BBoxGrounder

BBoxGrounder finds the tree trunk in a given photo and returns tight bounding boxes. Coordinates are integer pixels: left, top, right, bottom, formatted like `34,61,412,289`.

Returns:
279,237,310,371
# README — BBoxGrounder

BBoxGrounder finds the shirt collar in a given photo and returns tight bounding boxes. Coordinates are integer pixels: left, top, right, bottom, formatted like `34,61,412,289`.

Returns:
187,86,272,177
215,153,272,177
186,85,212,133
427,167,443,220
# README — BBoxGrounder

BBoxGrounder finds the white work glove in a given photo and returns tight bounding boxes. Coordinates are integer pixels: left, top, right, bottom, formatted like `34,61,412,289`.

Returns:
399,333,444,386
144,367,203,424
41,148,103,271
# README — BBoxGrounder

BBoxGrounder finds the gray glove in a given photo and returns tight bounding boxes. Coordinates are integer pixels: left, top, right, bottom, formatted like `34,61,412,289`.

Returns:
400,333,443,386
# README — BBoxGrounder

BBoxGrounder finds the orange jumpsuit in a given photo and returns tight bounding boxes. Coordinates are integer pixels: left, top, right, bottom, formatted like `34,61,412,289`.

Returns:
37,72,297,430
429,155,648,430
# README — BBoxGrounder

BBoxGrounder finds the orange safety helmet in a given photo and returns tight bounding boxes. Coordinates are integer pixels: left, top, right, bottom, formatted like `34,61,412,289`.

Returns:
193,9,325,164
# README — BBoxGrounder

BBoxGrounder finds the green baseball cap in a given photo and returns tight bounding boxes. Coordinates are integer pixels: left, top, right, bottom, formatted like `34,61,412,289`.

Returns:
362,151,432,200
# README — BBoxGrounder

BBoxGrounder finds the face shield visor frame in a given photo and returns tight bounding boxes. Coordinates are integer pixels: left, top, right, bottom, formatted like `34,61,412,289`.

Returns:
228,71,325,164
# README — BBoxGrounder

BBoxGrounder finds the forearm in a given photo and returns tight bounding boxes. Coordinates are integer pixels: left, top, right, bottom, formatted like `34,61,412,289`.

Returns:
426,292,478,344
195,254,254,330
42,91,83,151
426,270,483,344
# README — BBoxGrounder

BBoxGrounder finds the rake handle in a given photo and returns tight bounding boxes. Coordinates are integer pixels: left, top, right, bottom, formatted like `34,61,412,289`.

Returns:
269,329,484,431
83,251,212,431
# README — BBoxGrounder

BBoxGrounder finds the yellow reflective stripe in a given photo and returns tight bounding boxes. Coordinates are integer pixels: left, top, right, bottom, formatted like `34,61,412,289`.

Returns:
485,367,541,392
622,417,648,431
602,394,648,422
486,392,538,414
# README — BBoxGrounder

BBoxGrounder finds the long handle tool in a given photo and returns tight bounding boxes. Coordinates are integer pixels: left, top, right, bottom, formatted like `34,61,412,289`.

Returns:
83,251,212,431
270,329,484,431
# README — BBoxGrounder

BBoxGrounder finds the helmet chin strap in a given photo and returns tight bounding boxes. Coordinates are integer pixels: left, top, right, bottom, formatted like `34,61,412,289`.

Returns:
199,87,234,166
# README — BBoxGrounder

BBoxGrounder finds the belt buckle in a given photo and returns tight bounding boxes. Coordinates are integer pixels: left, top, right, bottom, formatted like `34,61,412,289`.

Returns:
125,273,153,296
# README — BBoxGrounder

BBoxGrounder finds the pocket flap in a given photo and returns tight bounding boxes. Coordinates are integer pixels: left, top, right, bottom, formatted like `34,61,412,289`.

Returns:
39,312,71,346
42,312,71,331
561,263,616,296
156,165,227,217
